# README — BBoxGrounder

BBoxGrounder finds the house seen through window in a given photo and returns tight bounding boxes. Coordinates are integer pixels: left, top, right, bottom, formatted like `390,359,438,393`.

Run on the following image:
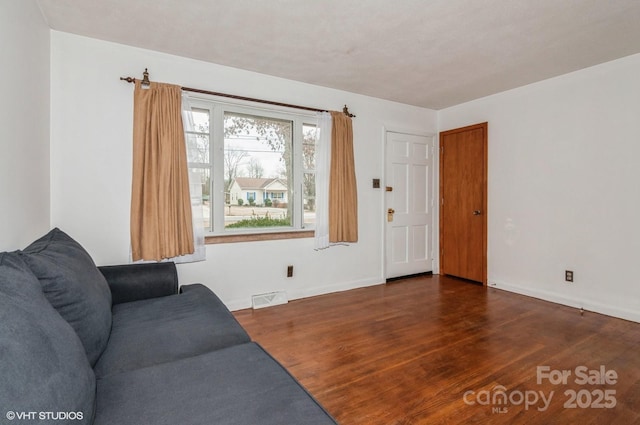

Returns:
185,100,317,235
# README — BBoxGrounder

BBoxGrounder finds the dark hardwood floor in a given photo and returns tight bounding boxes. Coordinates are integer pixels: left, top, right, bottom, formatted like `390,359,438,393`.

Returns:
234,275,640,424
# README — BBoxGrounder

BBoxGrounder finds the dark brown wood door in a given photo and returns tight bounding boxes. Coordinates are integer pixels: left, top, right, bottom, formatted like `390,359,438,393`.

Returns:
439,123,487,284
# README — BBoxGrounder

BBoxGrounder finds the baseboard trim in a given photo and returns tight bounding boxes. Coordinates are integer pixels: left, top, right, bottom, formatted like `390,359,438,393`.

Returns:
226,277,384,312
489,279,640,323
287,277,384,304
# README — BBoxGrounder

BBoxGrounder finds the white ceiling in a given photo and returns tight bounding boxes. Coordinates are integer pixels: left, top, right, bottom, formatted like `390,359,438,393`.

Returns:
37,0,640,109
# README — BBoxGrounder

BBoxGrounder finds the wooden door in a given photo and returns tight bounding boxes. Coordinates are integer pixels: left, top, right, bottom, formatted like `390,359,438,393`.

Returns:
439,123,487,284
385,132,434,279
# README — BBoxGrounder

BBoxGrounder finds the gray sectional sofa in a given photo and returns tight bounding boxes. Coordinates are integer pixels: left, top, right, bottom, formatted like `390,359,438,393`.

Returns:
0,228,337,425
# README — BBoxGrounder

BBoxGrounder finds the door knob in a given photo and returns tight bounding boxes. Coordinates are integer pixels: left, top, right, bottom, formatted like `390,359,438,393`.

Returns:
388,208,395,214
473,210,482,215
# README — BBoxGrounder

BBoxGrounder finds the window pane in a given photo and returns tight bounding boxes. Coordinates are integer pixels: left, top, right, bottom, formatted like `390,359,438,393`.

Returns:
186,108,210,164
302,124,317,228
191,108,210,133
223,112,293,230
302,124,317,171
189,167,211,231
186,133,209,163
303,172,316,227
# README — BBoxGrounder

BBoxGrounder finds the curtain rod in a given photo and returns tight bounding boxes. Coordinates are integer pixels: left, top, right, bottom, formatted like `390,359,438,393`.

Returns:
120,68,356,118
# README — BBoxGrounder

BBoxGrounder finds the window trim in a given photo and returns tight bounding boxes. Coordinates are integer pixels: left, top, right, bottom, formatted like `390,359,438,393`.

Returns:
205,230,314,245
186,96,318,240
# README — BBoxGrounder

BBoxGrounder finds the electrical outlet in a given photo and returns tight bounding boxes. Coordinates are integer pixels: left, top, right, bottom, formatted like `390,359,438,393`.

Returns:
565,270,574,282
287,265,294,277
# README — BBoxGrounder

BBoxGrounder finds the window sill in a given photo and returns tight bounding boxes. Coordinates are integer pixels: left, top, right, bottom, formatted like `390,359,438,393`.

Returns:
205,230,314,244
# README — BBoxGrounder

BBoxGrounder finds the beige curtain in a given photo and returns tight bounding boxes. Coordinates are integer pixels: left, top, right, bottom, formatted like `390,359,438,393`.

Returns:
329,111,358,242
130,81,194,261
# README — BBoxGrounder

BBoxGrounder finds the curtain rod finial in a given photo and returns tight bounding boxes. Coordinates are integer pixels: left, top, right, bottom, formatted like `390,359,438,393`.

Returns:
119,68,151,86
141,68,151,86
343,105,356,118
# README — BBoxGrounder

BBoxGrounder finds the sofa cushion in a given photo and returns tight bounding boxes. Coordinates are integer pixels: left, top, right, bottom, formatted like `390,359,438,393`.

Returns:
94,283,250,378
0,252,95,424
95,342,337,425
21,228,112,366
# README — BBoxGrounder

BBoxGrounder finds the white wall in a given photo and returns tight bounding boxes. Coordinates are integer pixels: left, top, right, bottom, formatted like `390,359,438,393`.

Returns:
50,31,437,309
0,1,50,251
439,54,640,322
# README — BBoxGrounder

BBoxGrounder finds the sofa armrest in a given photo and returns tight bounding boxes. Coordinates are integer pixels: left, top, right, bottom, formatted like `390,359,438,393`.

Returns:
98,262,179,305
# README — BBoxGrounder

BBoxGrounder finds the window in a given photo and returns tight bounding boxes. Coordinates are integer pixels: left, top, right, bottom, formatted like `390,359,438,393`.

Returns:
185,99,317,236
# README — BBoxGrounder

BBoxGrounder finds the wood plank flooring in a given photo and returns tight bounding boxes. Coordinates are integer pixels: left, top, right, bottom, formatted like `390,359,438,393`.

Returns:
234,275,640,424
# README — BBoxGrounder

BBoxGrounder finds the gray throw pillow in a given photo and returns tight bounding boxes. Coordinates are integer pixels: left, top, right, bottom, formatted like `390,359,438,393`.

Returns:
0,251,95,424
22,228,112,366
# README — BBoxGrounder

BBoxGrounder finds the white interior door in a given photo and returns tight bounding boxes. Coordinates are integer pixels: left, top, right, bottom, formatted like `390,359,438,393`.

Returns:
385,131,434,279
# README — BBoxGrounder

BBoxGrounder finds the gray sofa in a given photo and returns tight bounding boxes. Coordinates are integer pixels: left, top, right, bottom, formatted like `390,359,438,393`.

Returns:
0,228,337,425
